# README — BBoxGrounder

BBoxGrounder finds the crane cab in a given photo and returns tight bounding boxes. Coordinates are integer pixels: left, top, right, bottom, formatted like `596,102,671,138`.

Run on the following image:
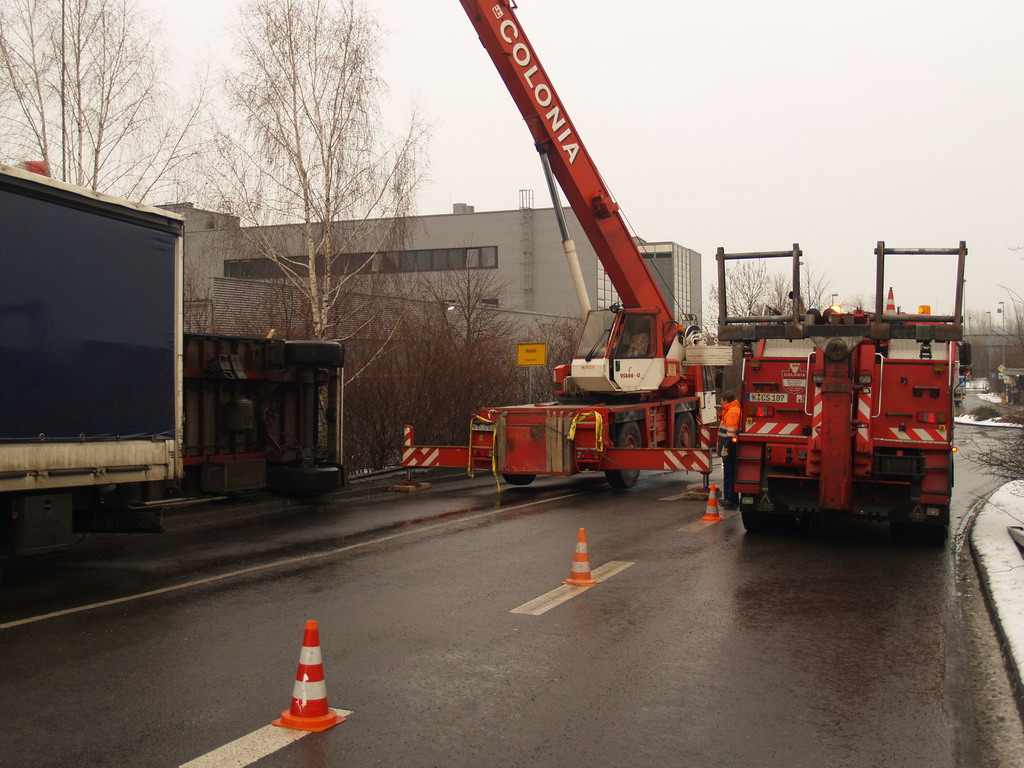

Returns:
568,308,667,394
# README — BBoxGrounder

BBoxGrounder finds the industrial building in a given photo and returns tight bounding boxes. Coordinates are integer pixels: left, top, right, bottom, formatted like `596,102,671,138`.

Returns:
163,195,702,333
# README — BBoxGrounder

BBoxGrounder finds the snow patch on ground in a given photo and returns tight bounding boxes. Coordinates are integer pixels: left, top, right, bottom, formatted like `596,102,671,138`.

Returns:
978,393,1004,405
971,481,1024,701
956,415,1023,428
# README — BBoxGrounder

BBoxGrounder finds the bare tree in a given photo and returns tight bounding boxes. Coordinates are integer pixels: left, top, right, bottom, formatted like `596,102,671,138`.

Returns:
413,267,518,346
0,0,205,199
210,0,428,341
531,314,584,382
709,260,834,325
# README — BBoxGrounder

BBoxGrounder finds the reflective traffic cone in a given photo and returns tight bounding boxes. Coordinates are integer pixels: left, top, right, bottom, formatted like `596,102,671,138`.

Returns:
702,483,723,522
884,287,896,314
563,528,598,586
273,620,346,732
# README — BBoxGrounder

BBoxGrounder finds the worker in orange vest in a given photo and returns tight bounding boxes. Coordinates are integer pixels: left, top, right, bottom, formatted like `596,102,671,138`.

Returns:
717,391,741,508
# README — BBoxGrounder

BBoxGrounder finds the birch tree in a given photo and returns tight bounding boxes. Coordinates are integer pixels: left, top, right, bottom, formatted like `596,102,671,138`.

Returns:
0,0,204,199
212,0,428,340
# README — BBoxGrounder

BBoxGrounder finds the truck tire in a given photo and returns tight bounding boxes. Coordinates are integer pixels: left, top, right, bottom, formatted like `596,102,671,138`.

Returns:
605,422,642,489
741,508,773,533
891,521,948,546
268,465,341,495
284,340,344,367
501,474,536,486
674,412,696,449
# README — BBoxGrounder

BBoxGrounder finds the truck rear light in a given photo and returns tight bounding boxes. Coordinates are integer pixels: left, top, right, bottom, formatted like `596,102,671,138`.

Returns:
857,374,872,385
754,406,774,417
917,411,947,424
812,374,824,385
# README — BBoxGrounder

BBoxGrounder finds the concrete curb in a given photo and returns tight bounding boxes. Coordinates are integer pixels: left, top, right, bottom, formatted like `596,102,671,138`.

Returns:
969,480,1024,721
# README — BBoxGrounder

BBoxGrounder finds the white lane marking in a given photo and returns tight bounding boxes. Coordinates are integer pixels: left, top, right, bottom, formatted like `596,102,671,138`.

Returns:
509,561,635,616
0,491,592,631
678,508,739,531
179,709,352,768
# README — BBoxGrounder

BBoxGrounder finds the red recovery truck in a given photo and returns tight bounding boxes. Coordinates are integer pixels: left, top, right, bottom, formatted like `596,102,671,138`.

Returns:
716,242,968,542
402,0,731,489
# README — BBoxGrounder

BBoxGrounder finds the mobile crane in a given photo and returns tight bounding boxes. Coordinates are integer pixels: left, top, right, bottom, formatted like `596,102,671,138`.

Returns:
402,0,730,489
717,242,968,542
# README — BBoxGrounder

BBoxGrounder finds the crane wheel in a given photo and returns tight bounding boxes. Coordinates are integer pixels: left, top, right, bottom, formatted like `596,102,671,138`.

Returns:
605,422,642,489
501,474,536,486
674,413,696,449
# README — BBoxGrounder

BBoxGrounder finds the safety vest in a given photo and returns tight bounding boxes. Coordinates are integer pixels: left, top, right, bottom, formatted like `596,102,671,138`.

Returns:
721,400,741,439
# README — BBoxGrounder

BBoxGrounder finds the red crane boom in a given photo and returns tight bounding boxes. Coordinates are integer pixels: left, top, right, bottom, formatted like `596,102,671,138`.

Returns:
458,0,672,325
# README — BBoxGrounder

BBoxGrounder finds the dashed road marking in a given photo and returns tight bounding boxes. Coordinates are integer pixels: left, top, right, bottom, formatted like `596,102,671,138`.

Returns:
0,491,592,631
509,561,635,616
179,709,352,768
678,508,739,531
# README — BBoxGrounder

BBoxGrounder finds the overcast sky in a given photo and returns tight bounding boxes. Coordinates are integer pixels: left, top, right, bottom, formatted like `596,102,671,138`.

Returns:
148,0,1023,322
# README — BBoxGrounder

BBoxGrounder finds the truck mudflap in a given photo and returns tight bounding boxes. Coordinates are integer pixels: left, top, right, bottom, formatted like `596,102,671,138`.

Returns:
401,423,713,483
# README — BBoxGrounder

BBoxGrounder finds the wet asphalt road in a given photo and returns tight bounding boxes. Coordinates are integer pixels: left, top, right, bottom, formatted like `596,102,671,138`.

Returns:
0,429,1016,768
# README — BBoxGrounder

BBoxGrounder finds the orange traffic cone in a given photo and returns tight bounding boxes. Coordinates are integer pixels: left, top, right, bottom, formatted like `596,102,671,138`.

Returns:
273,620,346,732
884,287,896,314
563,528,598,586
702,483,723,522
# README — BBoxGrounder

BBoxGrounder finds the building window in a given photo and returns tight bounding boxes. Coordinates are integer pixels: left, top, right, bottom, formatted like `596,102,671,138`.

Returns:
229,247,499,279
224,258,288,279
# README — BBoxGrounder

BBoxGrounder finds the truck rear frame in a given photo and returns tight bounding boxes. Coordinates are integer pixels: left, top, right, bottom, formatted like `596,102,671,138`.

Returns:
717,242,967,540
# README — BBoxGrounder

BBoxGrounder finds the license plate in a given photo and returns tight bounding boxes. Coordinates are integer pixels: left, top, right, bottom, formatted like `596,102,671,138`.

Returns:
747,392,787,403
472,423,496,432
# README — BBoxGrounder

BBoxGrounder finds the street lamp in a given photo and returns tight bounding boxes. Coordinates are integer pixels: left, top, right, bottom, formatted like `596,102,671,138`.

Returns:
830,293,839,308
986,311,993,378
998,301,1006,367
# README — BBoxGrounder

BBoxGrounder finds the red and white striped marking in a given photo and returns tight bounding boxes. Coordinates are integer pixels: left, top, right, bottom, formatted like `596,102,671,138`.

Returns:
809,384,824,451
403,425,442,467
403,446,441,467
883,426,948,443
659,449,711,474
747,421,801,436
855,386,872,452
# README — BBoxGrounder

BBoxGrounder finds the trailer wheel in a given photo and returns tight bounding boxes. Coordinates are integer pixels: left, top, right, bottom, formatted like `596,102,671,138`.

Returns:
501,474,536,486
674,412,695,449
284,340,345,367
605,422,642,489
268,465,341,495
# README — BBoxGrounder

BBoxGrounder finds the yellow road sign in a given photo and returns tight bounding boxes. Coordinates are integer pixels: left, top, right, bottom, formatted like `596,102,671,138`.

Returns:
517,343,547,366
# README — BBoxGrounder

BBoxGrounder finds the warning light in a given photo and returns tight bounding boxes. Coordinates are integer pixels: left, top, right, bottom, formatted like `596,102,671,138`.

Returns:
952,446,959,453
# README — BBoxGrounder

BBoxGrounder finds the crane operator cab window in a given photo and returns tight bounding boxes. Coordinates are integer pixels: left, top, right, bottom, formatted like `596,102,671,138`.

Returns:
616,313,655,358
